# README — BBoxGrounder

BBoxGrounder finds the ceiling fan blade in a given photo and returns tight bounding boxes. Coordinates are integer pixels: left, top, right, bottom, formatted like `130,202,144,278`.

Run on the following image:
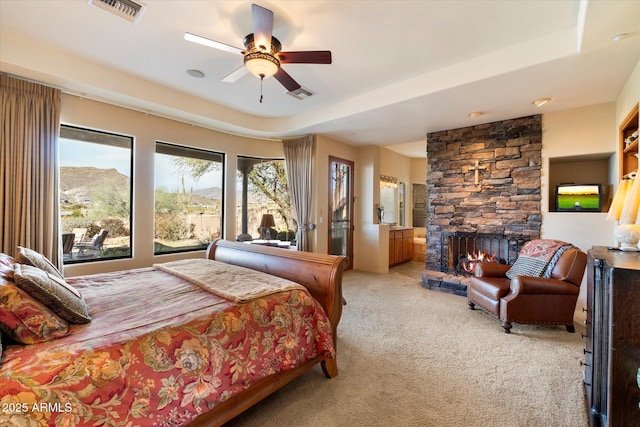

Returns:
184,32,243,55
252,4,273,51
278,51,332,64
274,68,301,92
222,66,248,83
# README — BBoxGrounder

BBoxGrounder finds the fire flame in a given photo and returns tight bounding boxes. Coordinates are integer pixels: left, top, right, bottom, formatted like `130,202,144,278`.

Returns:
462,251,497,273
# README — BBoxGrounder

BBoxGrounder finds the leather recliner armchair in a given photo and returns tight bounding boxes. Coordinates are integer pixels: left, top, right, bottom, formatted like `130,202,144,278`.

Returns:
467,247,587,333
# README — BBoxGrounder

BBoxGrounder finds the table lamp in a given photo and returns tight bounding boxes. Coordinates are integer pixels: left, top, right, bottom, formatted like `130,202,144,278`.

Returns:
259,214,276,240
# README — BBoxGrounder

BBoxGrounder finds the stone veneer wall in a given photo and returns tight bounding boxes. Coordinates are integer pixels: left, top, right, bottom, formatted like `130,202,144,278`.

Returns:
425,115,542,270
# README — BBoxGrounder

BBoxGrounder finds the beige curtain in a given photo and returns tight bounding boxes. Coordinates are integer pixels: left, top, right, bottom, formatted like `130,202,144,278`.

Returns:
1,75,62,267
283,135,315,252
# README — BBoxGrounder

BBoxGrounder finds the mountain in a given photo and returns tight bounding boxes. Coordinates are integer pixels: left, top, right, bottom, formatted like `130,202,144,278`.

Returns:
193,187,222,200
60,166,129,204
60,166,223,205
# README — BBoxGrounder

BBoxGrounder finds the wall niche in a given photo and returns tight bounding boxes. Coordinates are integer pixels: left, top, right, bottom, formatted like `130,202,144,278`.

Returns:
548,155,613,212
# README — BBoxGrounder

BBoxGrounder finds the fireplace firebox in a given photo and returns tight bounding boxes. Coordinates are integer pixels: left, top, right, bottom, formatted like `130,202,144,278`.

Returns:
440,231,527,275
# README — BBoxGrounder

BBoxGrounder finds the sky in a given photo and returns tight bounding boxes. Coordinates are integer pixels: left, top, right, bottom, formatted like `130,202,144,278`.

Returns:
59,139,224,191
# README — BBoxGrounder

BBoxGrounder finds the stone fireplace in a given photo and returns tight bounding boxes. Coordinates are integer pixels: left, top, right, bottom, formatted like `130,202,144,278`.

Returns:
421,115,542,295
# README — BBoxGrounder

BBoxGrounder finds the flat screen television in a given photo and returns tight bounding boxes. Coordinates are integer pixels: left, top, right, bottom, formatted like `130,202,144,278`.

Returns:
555,183,602,212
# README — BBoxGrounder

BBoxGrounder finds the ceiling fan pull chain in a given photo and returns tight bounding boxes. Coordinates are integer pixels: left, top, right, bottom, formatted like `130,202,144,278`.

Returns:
259,74,264,103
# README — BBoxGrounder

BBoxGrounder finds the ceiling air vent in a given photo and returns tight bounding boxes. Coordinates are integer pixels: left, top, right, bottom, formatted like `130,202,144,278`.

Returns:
88,0,147,24
287,87,314,100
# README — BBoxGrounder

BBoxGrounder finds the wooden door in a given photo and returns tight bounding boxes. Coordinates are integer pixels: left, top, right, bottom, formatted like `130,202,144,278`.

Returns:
328,156,354,269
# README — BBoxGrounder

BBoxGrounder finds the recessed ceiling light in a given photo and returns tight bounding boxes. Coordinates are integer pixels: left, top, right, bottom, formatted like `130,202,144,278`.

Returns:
468,112,483,118
532,98,551,107
612,33,628,42
186,69,205,78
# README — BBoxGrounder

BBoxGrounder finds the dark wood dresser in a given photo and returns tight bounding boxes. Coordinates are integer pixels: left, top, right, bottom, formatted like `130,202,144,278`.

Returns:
585,247,640,426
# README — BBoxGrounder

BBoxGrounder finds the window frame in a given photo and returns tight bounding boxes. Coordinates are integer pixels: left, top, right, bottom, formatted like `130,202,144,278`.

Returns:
236,155,292,241
59,124,134,264
153,141,226,255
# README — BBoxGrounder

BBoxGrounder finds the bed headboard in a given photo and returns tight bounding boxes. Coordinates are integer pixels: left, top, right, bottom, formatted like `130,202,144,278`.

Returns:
206,239,346,334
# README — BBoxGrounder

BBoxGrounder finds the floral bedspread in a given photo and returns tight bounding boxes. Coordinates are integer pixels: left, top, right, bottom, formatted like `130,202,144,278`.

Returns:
0,265,335,426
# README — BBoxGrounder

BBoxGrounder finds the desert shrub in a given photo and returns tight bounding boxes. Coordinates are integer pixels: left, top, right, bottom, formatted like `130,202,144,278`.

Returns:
85,223,102,238
276,230,296,241
60,218,94,234
100,218,128,237
155,212,189,241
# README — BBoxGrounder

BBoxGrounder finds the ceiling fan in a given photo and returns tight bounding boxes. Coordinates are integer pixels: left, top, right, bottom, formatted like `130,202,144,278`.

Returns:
184,3,332,102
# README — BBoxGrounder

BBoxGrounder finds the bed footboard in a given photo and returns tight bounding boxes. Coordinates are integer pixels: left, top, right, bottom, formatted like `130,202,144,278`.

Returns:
189,239,346,426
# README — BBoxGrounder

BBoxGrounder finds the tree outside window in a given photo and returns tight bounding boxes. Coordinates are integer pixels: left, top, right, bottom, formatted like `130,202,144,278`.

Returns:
236,157,294,241
154,142,224,254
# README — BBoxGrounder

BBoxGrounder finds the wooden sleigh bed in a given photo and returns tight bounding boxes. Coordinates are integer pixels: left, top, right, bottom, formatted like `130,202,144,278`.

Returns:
0,239,346,426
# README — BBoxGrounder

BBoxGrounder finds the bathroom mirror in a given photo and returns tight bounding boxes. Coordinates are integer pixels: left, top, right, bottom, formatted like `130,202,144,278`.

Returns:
380,175,398,225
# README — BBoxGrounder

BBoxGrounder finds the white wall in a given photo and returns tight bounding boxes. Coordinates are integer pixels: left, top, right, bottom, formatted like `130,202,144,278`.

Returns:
617,60,640,130
411,157,427,185
541,102,617,246
354,145,389,272
541,102,617,306
541,59,640,307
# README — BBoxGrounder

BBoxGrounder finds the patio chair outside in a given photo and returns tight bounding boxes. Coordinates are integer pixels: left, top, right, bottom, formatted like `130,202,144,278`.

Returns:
62,233,75,261
72,228,87,244
76,229,108,257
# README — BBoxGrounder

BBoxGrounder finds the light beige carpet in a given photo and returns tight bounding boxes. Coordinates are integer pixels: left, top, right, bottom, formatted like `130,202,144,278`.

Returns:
224,262,589,427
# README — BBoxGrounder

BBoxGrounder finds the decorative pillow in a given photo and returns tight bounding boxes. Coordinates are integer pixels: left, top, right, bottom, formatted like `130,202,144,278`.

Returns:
0,263,13,281
0,253,15,280
0,276,69,344
13,263,91,324
16,246,64,280
505,255,547,279
0,253,15,267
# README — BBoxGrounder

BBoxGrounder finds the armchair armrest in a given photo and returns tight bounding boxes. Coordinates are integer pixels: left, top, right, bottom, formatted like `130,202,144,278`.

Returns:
510,276,580,296
474,262,511,278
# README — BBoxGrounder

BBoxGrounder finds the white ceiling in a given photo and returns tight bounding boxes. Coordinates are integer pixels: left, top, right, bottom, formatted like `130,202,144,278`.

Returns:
1,0,639,158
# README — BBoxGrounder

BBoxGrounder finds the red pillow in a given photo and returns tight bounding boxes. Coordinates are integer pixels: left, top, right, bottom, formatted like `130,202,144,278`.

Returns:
0,277,69,344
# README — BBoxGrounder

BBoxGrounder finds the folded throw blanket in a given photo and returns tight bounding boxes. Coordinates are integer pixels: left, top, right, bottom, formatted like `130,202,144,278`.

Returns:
154,259,305,303
506,239,574,280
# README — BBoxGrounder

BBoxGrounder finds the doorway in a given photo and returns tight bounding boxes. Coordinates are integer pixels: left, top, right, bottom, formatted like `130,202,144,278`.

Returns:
328,156,354,270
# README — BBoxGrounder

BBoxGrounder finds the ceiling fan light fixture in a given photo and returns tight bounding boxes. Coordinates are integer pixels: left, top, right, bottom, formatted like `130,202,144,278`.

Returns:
244,52,279,78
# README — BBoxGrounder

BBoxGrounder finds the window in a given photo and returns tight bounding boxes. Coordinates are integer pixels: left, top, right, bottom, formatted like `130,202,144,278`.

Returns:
59,125,133,263
236,157,294,241
154,142,224,254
